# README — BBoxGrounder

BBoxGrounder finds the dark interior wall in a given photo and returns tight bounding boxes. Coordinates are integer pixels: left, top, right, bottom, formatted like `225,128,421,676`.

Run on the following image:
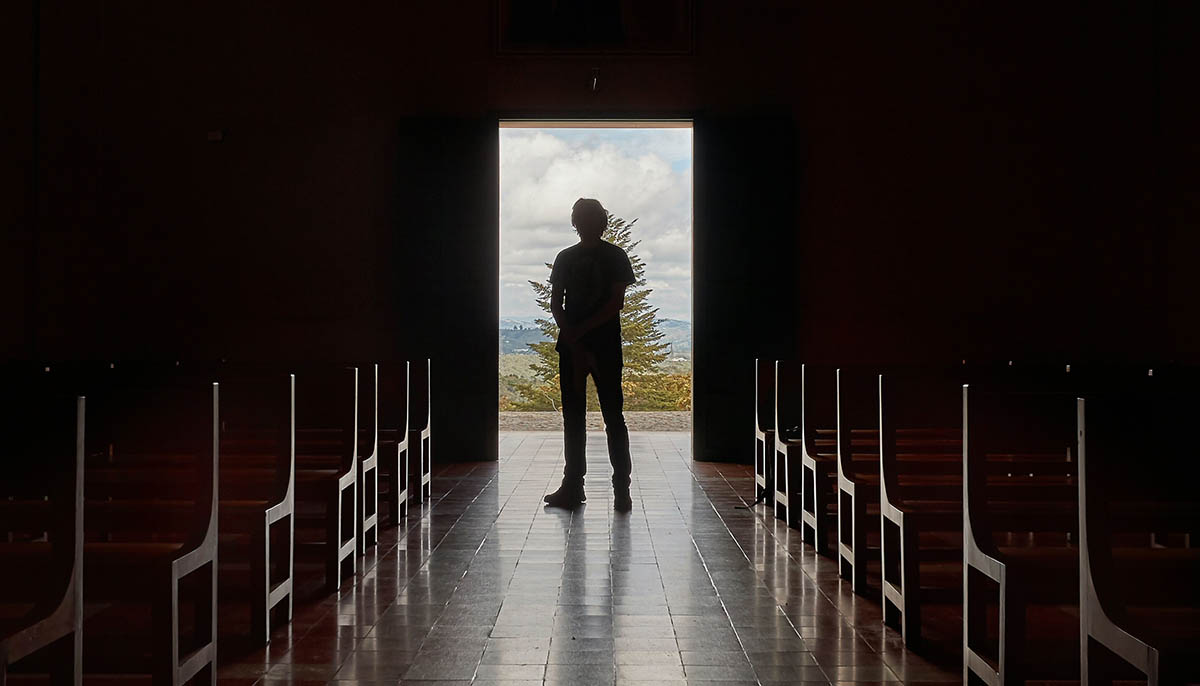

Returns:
5,2,1196,460
1,1,33,359
794,2,1188,366
1161,3,1200,363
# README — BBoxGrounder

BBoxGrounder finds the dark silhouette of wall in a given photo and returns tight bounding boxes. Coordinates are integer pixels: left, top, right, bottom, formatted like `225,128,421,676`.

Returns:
4,1,1197,461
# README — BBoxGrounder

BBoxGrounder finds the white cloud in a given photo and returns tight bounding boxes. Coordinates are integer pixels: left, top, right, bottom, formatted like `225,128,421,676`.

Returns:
500,128,693,321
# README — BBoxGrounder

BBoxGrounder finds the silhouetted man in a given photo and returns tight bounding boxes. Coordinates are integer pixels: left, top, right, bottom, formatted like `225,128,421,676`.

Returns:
543,198,636,512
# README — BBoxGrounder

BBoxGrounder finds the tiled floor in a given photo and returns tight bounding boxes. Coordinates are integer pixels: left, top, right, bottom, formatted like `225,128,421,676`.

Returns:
220,431,958,685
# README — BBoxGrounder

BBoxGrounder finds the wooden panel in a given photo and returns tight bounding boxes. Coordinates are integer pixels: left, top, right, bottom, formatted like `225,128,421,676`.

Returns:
693,112,797,462
393,118,499,462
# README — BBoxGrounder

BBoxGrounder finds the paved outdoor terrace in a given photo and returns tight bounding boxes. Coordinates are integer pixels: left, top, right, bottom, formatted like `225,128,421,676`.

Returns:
498,412,691,432
215,431,959,685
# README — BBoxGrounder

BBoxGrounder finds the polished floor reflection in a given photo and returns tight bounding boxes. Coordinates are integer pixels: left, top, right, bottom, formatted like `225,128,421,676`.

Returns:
219,431,958,685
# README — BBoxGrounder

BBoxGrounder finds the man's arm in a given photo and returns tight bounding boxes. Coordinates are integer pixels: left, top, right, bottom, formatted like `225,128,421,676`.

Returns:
559,282,627,345
551,282,567,329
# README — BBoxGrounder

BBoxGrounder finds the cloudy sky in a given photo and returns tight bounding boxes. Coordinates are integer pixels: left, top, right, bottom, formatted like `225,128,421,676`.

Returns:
499,127,693,321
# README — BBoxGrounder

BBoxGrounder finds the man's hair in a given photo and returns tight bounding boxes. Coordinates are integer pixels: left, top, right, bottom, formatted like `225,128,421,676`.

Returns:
571,198,607,226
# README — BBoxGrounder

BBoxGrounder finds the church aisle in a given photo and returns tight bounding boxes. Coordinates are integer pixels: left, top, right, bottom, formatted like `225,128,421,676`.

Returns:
219,432,957,685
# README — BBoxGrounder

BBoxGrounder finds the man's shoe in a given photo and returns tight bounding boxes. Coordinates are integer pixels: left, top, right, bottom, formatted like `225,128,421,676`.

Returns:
544,484,583,509
614,489,633,513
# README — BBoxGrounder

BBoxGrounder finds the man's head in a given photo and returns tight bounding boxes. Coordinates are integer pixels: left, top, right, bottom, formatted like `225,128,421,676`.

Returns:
571,198,607,240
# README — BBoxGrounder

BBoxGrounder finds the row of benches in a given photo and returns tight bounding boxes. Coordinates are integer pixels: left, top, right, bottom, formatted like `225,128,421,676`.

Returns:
0,359,432,685
754,360,1199,686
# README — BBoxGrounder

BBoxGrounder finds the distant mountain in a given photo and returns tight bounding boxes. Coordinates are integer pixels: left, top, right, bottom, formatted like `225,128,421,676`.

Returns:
499,326,549,354
499,316,690,358
658,318,691,357
499,316,543,330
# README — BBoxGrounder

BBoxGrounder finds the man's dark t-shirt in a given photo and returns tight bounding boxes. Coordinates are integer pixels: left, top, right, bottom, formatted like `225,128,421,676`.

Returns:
550,240,636,359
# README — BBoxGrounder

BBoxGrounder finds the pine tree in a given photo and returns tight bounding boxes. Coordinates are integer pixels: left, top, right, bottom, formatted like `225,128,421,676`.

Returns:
509,214,688,411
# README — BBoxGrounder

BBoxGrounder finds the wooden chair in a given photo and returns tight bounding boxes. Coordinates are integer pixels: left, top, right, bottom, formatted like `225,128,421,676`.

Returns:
1079,390,1200,686
101,362,295,647
82,373,218,685
836,366,881,595
799,364,838,555
293,366,358,591
772,360,803,526
357,364,380,554
378,361,411,525
211,367,295,646
753,358,775,507
409,359,432,503
878,367,967,647
963,384,1080,686
0,389,84,685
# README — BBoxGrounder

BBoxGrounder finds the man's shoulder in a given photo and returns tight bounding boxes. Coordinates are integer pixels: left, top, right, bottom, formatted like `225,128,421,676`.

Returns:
555,244,581,261
601,241,630,259
603,242,634,275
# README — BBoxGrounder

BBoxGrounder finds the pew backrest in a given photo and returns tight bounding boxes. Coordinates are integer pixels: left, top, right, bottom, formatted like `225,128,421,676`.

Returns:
836,367,879,480
878,367,967,508
85,373,219,549
755,358,774,433
1079,390,1200,609
216,366,295,503
774,360,804,440
0,387,84,617
410,359,431,435
358,363,379,464
801,364,837,458
295,366,358,473
962,385,1078,555
379,361,411,443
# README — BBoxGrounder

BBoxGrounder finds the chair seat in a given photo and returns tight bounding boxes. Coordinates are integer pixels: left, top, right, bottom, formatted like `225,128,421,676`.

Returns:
0,500,54,528
219,466,279,479
996,546,1079,599
296,468,343,481
85,500,202,536
85,541,184,565
218,500,274,525
0,543,54,598
845,472,882,488
84,542,187,599
295,469,345,499
897,474,961,484
0,606,40,640
0,541,51,559
893,499,962,515
1124,606,1200,655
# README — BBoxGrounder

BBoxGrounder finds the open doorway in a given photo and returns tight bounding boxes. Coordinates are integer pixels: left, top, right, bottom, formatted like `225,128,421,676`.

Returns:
498,121,693,433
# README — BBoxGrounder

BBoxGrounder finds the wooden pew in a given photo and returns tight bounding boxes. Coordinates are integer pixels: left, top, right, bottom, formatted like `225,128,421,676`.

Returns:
96,363,295,647
82,372,218,685
357,363,380,554
1079,390,1200,686
0,388,83,685
378,361,411,525
409,359,432,503
211,367,295,646
293,366,358,591
878,367,967,647
962,384,1080,686
772,360,802,525
798,364,838,555
836,366,881,595
753,358,775,507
